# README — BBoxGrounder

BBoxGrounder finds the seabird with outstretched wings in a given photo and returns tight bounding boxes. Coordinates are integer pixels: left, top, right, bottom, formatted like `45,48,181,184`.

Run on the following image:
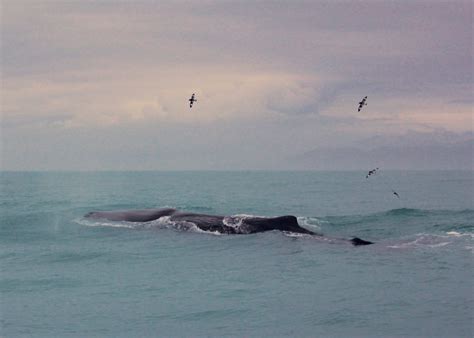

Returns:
358,96,367,112
366,167,379,179
189,93,197,108
366,167,401,198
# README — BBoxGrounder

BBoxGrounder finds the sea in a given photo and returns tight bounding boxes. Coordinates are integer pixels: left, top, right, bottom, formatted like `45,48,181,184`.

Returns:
1,171,473,337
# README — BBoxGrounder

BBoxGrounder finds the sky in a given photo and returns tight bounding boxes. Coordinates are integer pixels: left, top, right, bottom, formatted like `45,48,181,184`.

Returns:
1,0,472,170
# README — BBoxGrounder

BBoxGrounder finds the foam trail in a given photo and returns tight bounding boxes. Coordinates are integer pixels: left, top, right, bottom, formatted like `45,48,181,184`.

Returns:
75,218,136,229
388,234,453,249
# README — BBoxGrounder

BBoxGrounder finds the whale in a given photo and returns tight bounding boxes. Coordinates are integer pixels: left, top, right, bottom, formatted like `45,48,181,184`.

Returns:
85,208,373,246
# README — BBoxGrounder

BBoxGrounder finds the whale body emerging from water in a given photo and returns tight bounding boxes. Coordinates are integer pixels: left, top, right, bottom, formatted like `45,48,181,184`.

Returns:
85,208,373,246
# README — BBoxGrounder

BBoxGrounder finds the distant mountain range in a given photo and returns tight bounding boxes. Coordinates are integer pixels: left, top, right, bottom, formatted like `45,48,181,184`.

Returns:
292,139,473,170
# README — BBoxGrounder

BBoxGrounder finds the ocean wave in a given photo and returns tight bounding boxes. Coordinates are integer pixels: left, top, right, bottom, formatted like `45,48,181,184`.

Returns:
189,225,223,236
282,231,333,242
75,217,136,229
388,235,450,249
383,208,426,216
384,208,474,217
387,232,473,250
445,231,474,238
321,207,473,232
297,216,325,233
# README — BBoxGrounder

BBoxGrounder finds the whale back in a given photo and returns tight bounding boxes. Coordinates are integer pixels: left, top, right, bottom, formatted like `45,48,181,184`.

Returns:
83,208,373,245
241,215,315,235
85,208,176,222
169,212,237,234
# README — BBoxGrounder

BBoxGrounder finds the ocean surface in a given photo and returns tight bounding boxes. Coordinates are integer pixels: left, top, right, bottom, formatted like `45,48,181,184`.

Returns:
1,171,473,337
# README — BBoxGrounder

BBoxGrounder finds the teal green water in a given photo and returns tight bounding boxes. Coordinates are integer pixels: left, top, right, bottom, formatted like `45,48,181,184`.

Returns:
1,171,473,337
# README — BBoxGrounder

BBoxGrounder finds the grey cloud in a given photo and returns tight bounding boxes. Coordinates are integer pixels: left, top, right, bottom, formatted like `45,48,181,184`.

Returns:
3,0,470,109
1,112,75,128
2,1,472,170
4,1,471,74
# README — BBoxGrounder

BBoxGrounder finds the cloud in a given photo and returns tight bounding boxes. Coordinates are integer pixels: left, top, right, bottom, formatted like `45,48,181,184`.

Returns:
2,1,472,170
3,64,328,129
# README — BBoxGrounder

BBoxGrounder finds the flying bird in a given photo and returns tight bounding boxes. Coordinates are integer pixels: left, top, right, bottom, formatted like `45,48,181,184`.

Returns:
189,93,197,108
366,167,379,179
366,168,401,199
358,96,367,112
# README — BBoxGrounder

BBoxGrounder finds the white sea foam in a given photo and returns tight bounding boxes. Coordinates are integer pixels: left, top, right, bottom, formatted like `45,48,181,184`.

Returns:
76,215,195,232
75,218,136,229
297,216,325,232
426,242,450,248
388,234,453,249
282,231,308,238
222,216,244,229
222,214,260,230
282,231,327,241
147,216,202,232
446,231,474,238
231,214,261,218
387,230,474,249
190,225,223,236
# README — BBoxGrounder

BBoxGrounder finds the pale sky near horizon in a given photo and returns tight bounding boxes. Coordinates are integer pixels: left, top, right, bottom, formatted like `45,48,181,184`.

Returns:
1,1,472,170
